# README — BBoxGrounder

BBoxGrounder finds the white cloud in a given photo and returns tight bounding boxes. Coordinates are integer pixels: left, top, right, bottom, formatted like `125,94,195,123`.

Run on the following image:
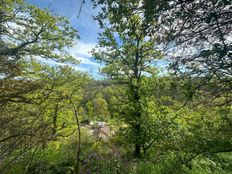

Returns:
36,56,88,72
73,66,89,72
76,56,99,66
69,41,95,57
68,40,100,66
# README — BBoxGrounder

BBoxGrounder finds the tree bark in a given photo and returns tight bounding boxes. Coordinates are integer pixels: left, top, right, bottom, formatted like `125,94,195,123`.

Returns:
134,143,141,158
72,102,81,174
52,103,59,136
131,84,142,158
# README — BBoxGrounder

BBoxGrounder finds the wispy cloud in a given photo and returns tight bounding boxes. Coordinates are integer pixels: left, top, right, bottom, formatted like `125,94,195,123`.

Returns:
36,56,89,72
69,41,95,57
68,40,100,67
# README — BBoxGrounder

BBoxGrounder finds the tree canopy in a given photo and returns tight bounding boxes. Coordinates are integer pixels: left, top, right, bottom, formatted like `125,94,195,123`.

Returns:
0,0,231,174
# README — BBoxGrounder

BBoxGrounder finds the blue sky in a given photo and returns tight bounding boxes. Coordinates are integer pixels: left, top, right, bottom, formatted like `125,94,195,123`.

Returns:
27,0,169,77
27,0,102,76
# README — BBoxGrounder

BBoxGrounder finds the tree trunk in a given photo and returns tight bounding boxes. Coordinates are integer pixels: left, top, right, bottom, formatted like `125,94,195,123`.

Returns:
52,103,59,136
134,142,141,158
131,82,142,158
133,119,141,158
71,102,81,174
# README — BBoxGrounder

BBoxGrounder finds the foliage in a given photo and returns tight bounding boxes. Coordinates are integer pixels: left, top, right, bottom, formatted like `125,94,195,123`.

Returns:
0,0,231,173
92,0,163,158
141,0,232,106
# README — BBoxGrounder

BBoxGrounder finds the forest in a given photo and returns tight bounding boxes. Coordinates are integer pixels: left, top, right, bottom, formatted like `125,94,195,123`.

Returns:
0,0,231,173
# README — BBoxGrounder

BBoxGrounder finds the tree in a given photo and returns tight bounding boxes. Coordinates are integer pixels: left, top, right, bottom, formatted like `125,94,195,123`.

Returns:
0,62,90,173
0,0,77,64
92,95,110,120
140,0,232,155
0,0,78,107
141,0,232,105
92,0,161,157
0,0,81,172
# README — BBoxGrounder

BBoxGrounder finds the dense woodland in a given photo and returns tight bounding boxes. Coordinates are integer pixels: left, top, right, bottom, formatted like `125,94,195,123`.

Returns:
0,0,231,173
